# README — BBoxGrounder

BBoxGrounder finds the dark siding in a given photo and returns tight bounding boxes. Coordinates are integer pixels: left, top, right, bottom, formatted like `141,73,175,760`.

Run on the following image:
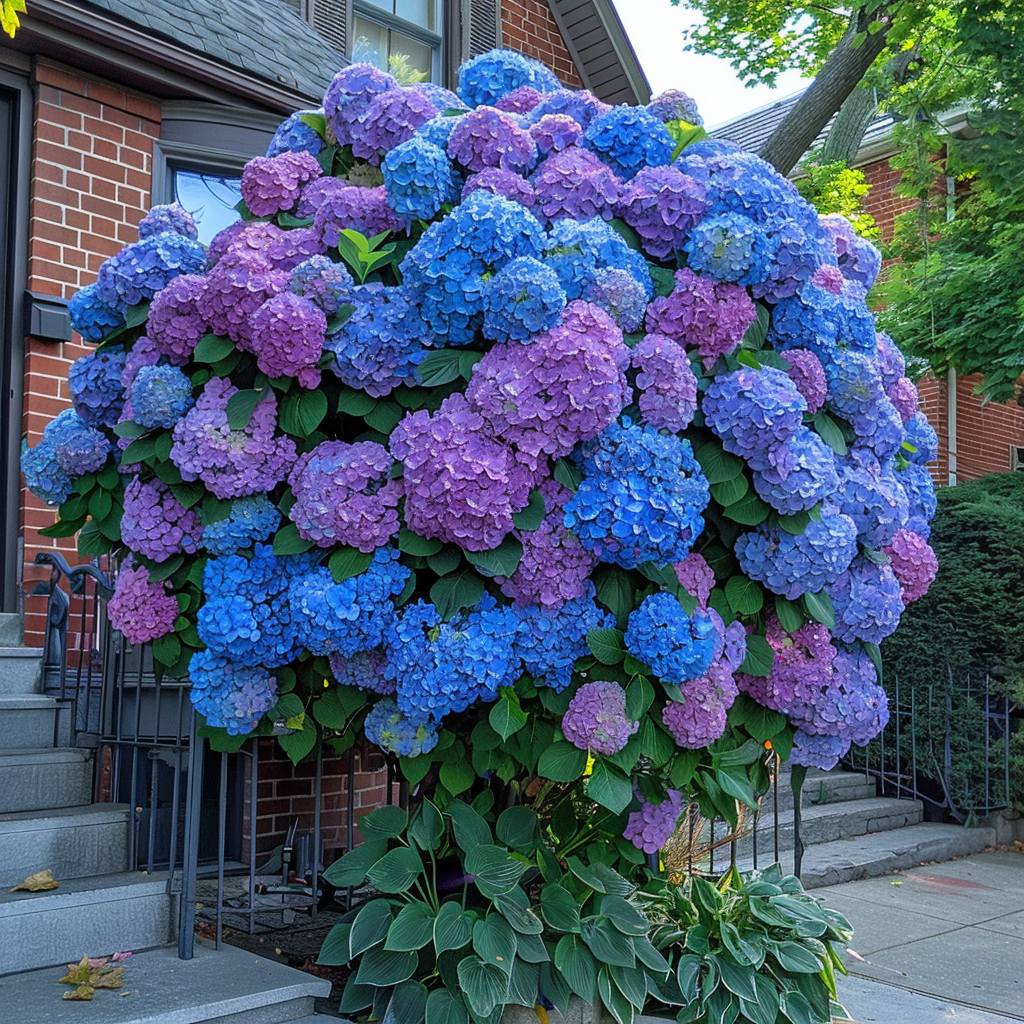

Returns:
464,0,502,58
311,0,348,58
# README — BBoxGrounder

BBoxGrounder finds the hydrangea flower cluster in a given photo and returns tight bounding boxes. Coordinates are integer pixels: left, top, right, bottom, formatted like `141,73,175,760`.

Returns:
25,48,938,836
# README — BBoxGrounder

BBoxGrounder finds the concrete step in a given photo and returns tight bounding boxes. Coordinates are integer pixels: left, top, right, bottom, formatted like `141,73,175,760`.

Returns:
0,803,129,887
0,613,23,646
0,747,92,813
0,942,331,1022
0,695,58,749
0,647,43,694
734,796,924,860
797,822,997,890
0,873,171,975
763,768,878,815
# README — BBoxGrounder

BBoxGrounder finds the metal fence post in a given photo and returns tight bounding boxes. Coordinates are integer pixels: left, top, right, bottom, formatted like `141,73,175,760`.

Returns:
177,710,204,959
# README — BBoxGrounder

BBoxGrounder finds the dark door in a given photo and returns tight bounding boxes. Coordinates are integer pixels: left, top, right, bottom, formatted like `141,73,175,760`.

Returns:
0,82,26,612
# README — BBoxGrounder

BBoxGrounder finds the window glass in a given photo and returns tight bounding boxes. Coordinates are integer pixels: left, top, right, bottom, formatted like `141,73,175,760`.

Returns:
172,168,243,245
352,15,389,70
352,1,439,82
395,0,434,29
389,31,434,80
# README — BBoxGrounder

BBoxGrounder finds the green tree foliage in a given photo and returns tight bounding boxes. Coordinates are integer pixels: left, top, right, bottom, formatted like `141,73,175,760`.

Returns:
1,0,26,37
795,160,879,239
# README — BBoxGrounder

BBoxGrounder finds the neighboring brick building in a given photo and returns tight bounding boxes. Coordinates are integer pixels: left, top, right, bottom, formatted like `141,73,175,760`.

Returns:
1,0,647,861
715,94,1024,486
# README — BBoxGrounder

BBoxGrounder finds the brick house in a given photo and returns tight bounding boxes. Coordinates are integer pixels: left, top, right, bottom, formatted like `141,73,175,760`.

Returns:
0,0,649,946
714,93,1024,487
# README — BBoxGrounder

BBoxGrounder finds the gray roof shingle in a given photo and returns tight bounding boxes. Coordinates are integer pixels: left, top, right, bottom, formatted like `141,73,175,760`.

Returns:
83,0,343,100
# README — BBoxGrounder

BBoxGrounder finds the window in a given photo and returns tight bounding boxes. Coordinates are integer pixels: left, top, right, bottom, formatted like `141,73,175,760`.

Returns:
171,168,243,245
351,0,442,83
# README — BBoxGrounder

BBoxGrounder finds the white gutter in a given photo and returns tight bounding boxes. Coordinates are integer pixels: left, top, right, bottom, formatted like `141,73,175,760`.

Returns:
945,175,958,486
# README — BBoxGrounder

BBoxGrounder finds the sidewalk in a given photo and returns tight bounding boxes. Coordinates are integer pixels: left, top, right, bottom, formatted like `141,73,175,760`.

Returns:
817,850,1024,1022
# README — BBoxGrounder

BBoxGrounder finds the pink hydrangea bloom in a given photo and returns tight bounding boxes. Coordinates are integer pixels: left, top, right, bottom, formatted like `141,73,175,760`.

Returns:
884,528,938,603
108,561,178,644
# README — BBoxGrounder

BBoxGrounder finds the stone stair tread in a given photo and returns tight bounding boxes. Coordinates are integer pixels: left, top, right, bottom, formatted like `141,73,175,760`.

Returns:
0,746,89,764
0,943,331,1024
754,795,922,832
0,802,129,829
0,694,55,708
0,647,43,658
0,871,167,911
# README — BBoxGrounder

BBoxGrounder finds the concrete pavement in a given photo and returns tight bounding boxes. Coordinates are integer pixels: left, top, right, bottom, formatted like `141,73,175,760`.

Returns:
818,851,1024,1022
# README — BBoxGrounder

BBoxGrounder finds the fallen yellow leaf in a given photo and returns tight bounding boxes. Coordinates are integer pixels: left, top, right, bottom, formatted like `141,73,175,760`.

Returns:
63,986,95,1001
11,869,59,892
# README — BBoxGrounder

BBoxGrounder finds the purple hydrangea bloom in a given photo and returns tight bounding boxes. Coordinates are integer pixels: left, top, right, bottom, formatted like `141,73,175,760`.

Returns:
752,429,840,515
661,667,734,748
675,552,714,607
685,212,772,286
170,377,296,499
482,255,566,342
202,496,281,556
583,105,674,180
288,441,401,552
263,226,325,273
617,165,706,259
624,789,684,853
69,345,126,427
626,592,717,684
791,731,850,770
323,63,397,147
129,364,194,429
189,652,277,735
147,273,207,363
382,135,459,222
811,263,846,295
829,557,905,644
782,348,826,413
466,300,628,468
875,331,906,387
702,366,807,469
884,528,938,603
458,49,559,109
462,167,537,209
531,147,621,223
108,560,178,644
584,267,648,331
313,185,402,244
351,87,438,164
647,90,702,126
249,292,326,388
297,176,348,219
497,480,597,609
645,267,756,370
888,377,919,423
365,698,439,756
821,214,882,290
632,333,698,432
530,114,583,156
735,513,858,599
564,419,710,569
290,255,353,316
266,110,325,158
197,253,287,349
120,335,161,390
390,393,533,552
326,283,429,397
329,648,394,695
206,221,281,268
97,231,205,311
562,680,638,755
68,283,125,342
448,106,537,174
122,476,202,561
496,85,545,114
138,202,198,240
527,89,610,130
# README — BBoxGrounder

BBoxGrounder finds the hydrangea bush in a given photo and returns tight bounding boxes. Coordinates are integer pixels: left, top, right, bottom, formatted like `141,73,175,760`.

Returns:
24,48,935,1023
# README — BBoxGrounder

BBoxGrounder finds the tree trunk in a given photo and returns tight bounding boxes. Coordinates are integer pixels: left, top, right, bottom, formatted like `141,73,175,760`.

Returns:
759,12,893,175
820,86,879,164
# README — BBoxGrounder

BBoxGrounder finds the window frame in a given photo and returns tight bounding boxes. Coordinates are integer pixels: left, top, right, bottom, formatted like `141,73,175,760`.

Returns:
350,0,445,83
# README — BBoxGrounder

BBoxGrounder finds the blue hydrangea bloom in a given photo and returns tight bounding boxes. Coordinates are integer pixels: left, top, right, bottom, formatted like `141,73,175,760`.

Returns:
625,592,717,684
895,462,936,538
21,439,72,506
829,557,904,645
752,429,840,515
96,231,206,311
267,110,325,158
20,408,108,505
583,105,673,180
482,255,566,342
382,135,460,222
458,49,559,108
515,583,613,691
69,345,127,427
189,651,277,735
386,595,522,724
791,730,849,770
684,212,772,287
138,202,198,240
289,549,409,658
903,412,938,466
326,283,430,397
543,217,652,301
202,496,282,556
364,698,439,757
769,286,841,365
290,255,354,317
130,364,194,429
829,451,909,549
735,513,858,599
68,282,125,342
564,419,710,569
416,114,462,149
584,267,648,331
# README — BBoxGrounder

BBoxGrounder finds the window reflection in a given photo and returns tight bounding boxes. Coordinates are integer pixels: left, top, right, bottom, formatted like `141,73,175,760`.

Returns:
173,168,243,245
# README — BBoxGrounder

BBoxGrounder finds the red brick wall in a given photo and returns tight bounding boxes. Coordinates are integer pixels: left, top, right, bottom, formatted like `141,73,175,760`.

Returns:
859,156,917,243
501,0,582,87
21,61,160,644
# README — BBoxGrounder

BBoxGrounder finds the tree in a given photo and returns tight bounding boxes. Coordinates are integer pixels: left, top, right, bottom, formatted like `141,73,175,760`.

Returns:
1,0,26,38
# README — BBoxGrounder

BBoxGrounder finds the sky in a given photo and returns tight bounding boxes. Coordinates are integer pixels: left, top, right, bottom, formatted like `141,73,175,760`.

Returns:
611,0,810,129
